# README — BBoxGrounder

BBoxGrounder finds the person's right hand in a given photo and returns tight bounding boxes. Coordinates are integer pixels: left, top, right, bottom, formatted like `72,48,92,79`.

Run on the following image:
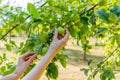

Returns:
14,52,37,78
49,28,69,52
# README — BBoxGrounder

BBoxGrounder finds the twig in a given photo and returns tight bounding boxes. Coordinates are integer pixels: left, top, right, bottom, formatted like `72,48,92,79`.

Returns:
103,46,119,62
0,23,20,40
0,2,47,40
79,4,98,17
41,1,47,7
90,46,119,78
1,16,7,24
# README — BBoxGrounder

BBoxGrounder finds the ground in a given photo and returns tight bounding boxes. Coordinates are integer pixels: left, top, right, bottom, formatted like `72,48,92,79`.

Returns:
40,45,105,80
0,37,120,80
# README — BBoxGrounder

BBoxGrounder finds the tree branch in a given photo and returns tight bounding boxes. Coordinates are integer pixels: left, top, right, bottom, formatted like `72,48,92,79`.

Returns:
79,4,98,17
0,2,47,40
0,23,20,40
89,46,119,78
103,46,119,62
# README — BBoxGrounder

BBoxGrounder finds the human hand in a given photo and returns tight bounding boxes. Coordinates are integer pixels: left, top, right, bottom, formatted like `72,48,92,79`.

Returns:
49,28,69,52
14,52,37,78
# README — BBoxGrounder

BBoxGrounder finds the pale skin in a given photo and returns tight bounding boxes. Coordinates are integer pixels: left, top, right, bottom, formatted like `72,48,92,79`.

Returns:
0,29,69,80
0,52,37,80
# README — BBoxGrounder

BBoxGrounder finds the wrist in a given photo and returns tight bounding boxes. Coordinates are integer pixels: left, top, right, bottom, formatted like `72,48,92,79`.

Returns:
8,72,19,80
13,70,22,79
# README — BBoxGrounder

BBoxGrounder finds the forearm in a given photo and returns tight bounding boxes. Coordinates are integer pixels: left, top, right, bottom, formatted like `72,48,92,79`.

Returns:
0,72,19,80
22,47,58,80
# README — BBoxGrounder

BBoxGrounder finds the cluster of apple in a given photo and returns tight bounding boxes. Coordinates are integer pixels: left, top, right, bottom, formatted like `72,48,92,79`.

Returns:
37,27,65,56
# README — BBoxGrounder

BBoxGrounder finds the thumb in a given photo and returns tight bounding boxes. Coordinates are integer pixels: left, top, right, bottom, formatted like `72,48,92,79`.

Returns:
53,28,58,40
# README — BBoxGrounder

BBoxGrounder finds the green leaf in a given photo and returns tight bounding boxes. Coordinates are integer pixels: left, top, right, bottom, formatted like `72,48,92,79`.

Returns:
93,70,99,78
0,31,2,38
0,0,1,3
60,59,67,68
1,66,6,72
80,17,89,25
46,63,58,79
68,26,78,37
80,68,89,76
96,9,110,23
94,28,107,35
5,44,12,51
90,13,96,25
0,56,3,64
110,6,120,17
100,69,115,80
88,59,93,65
47,0,54,6
10,40,17,47
59,54,67,68
3,53,7,60
20,42,24,48
19,13,25,23
32,22,39,30
27,3,39,18
26,23,31,33
116,35,120,47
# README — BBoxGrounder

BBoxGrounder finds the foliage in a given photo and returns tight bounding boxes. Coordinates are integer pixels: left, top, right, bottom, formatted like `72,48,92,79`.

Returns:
0,0,120,80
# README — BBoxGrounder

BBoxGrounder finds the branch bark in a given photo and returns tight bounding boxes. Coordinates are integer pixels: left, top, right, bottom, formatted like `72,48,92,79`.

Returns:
89,46,119,78
79,4,98,17
0,2,47,40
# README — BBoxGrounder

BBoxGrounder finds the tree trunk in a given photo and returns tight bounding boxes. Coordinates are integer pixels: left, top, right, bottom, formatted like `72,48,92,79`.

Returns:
83,51,87,61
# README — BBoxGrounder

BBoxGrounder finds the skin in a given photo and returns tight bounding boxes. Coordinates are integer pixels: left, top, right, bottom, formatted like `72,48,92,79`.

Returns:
0,28,69,80
22,29,69,80
0,52,37,80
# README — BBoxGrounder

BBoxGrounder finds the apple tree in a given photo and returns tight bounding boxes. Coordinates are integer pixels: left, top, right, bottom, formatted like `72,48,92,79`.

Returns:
0,0,120,80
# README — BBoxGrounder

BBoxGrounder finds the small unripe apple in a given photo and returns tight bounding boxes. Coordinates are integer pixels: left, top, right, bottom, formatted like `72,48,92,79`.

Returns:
116,61,120,66
98,0,107,6
88,45,92,49
43,32,49,38
40,47,48,56
58,27,65,36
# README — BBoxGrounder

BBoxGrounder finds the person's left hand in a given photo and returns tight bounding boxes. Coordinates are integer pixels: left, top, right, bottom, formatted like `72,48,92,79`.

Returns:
14,52,37,78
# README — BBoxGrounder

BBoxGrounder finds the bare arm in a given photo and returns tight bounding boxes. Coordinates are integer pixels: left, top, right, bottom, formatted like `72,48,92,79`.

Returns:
0,72,19,80
22,29,69,80
0,52,37,80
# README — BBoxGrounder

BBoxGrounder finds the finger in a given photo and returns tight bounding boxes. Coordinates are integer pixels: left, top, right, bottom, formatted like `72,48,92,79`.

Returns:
26,55,37,65
62,29,69,42
22,52,35,61
53,28,58,40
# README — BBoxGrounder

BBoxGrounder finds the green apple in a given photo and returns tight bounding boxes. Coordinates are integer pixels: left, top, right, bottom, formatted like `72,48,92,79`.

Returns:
40,32,49,42
40,47,48,56
43,32,49,39
58,27,65,36
88,45,92,49
98,0,107,6
116,61,120,66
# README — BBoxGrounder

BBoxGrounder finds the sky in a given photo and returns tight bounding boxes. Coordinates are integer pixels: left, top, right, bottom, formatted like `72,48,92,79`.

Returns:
1,0,34,8
0,0,35,27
